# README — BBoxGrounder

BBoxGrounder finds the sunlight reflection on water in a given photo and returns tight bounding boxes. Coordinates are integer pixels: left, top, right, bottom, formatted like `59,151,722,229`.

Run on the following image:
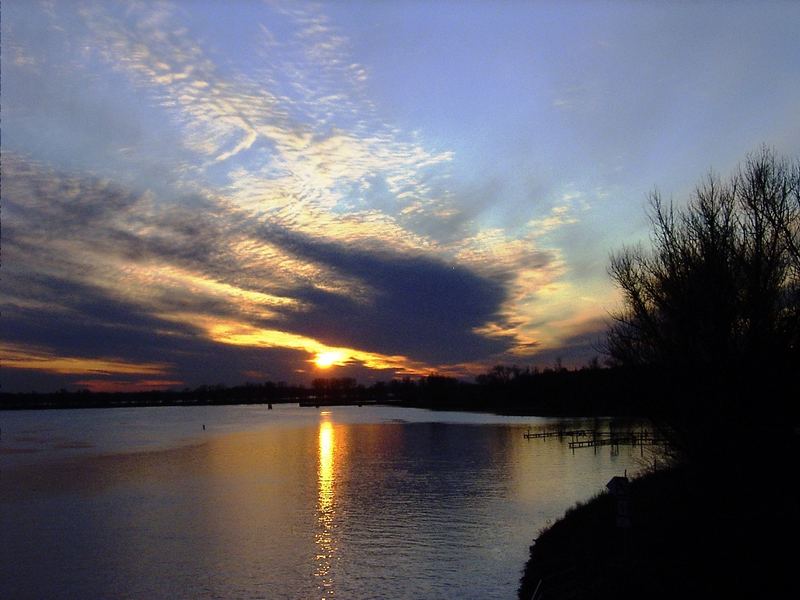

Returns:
0,405,644,599
316,418,336,598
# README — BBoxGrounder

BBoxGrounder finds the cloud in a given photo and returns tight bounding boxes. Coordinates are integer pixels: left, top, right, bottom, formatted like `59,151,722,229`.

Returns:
0,342,170,377
77,0,457,248
520,317,611,369
1,152,512,383
253,226,509,363
3,1,627,389
191,316,430,376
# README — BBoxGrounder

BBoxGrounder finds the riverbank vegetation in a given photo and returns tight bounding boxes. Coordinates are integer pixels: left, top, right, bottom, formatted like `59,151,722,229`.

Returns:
517,465,798,599
519,148,800,598
607,147,799,465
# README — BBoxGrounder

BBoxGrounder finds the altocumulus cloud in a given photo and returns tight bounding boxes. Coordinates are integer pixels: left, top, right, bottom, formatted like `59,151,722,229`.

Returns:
0,153,515,388
0,1,586,390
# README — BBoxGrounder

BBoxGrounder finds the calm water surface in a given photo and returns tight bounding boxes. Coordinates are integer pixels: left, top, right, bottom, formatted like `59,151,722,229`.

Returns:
0,405,643,599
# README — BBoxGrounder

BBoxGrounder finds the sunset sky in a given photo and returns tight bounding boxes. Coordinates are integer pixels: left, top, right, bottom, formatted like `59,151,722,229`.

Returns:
3,1,799,392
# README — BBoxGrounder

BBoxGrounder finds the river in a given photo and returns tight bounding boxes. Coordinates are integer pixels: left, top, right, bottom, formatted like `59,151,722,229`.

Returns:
0,404,643,599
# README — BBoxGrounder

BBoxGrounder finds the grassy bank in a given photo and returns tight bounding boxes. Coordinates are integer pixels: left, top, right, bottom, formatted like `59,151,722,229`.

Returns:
518,465,798,599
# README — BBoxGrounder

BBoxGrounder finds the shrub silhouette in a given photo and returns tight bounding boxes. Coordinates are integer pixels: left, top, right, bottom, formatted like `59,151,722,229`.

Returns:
607,147,799,464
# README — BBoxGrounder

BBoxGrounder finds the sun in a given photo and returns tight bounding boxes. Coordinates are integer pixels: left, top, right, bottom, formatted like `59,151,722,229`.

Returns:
314,350,347,369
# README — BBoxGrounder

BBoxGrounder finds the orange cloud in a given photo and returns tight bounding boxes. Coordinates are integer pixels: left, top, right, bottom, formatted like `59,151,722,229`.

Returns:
177,314,432,375
1,343,171,376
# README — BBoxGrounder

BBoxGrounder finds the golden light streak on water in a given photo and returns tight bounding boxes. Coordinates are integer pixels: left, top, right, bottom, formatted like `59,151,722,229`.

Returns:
315,418,336,598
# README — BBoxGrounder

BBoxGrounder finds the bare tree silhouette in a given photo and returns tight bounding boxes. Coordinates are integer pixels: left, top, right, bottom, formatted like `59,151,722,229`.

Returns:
607,147,799,463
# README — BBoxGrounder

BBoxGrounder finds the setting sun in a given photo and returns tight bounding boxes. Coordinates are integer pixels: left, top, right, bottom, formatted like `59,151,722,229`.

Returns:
314,350,347,369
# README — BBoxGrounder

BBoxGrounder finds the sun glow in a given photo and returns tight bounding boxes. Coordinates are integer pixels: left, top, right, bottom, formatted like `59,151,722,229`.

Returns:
179,315,430,374
314,350,347,369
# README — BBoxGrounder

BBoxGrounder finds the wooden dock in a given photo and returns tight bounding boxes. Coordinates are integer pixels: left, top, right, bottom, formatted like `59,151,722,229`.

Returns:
525,426,669,454
569,435,635,449
523,428,594,440
568,431,669,453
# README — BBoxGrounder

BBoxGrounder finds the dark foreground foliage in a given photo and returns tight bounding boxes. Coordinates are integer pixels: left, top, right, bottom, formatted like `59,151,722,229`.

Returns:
518,464,799,600
519,149,800,600
607,147,800,465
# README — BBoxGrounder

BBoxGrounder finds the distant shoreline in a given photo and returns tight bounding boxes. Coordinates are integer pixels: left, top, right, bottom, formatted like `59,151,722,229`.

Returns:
0,367,652,416
0,367,647,417
0,396,643,420
0,396,305,411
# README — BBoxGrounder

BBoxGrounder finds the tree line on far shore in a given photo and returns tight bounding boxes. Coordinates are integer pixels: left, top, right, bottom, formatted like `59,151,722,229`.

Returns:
0,361,649,416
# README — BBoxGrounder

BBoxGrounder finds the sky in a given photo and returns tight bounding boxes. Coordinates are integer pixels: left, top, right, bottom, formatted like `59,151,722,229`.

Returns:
2,0,799,392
